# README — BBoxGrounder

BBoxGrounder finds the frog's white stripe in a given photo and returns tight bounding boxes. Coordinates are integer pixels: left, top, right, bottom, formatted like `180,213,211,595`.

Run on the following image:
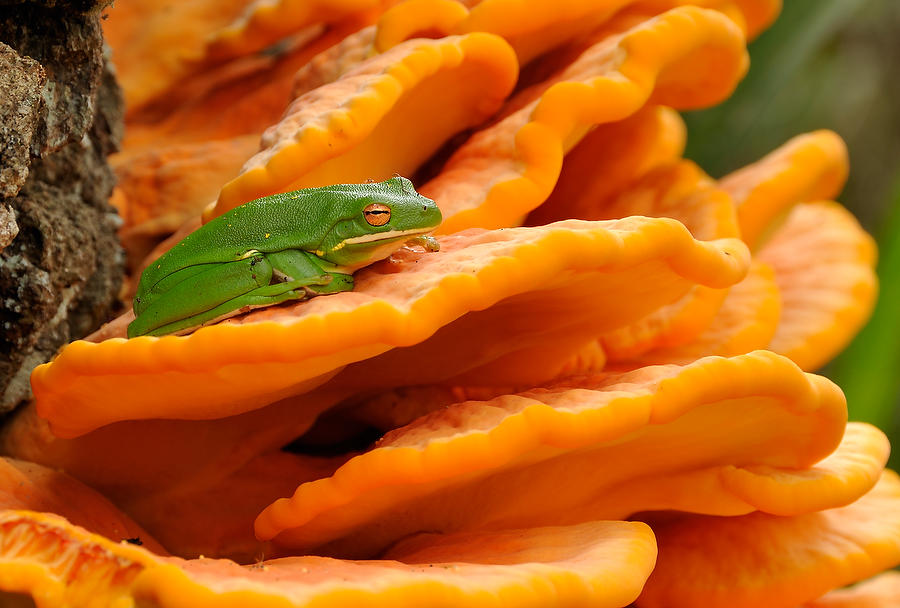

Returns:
338,227,434,247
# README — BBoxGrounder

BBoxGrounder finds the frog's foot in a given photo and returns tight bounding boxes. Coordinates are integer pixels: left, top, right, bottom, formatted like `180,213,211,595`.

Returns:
405,235,440,252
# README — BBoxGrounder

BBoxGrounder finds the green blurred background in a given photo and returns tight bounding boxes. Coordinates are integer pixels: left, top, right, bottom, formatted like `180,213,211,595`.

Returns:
682,0,900,466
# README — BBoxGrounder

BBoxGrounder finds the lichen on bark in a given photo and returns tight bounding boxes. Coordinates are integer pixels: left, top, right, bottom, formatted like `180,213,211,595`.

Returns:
0,0,124,412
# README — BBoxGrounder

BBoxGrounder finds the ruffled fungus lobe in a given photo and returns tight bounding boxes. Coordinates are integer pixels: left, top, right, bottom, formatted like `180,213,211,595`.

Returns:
291,26,379,98
112,136,260,264
113,22,376,253
373,0,776,66
638,470,900,608
540,159,742,362
0,512,158,608
627,132,872,371
524,105,687,226
722,0,782,38
375,0,638,62
212,32,519,217
104,0,385,112
714,132,875,370
619,0,781,40
422,6,748,233
32,217,747,438
255,351,857,558
805,571,900,607
101,0,256,111
0,458,166,555
203,0,386,66
629,260,781,364
720,129,849,249
760,202,877,371
0,511,657,608
5,0,894,604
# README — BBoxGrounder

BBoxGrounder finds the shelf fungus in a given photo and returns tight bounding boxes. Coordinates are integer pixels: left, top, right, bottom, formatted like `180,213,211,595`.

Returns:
524,105,688,226
759,202,877,371
805,571,900,607
112,136,261,268
212,32,520,218
103,0,384,113
374,0,647,63
421,6,749,233
720,129,849,250
616,0,782,40
542,158,742,362
639,470,900,608
625,133,874,371
253,352,886,558
0,458,167,556
32,217,748,438
111,25,364,258
0,511,656,608
4,1,898,607
624,259,782,365
101,0,260,112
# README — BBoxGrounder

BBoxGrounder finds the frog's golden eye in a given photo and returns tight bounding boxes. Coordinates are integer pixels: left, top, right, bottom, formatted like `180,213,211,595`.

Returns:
364,203,391,226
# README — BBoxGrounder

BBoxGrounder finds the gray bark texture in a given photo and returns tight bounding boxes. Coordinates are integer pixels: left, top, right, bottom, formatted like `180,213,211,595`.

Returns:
0,0,124,412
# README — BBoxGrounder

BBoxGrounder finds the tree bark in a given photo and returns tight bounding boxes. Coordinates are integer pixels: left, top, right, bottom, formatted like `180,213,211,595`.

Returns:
0,0,124,412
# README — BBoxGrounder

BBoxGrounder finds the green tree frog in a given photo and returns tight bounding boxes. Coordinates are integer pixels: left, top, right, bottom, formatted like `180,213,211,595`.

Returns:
128,177,442,338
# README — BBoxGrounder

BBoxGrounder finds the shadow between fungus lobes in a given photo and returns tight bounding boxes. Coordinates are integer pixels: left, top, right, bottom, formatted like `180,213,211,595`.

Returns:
127,177,442,338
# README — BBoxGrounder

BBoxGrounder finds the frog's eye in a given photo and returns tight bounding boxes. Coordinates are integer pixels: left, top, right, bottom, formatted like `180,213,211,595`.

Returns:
364,203,391,226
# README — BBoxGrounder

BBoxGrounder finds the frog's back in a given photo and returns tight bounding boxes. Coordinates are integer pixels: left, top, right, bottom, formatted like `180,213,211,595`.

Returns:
137,186,350,294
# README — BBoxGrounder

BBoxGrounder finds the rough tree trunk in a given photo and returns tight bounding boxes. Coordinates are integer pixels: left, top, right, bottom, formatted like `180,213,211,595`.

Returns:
0,0,124,412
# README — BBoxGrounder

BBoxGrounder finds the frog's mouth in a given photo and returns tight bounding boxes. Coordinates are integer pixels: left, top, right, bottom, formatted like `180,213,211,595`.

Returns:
341,226,436,246
332,227,440,272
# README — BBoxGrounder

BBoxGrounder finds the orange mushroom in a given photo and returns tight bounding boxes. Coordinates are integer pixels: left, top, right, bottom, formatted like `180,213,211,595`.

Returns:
0,510,657,608
421,6,748,233
113,22,385,257
619,0,781,40
104,0,386,113
804,571,900,607
212,32,519,216
524,105,687,226
118,450,348,561
0,458,166,555
638,470,900,608
630,133,874,372
374,0,640,62
759,201,877,371
2,1,894,605
625,260,781,364
720,129,849,250
254,351,858,558
540,159,742,362
102,0,256,112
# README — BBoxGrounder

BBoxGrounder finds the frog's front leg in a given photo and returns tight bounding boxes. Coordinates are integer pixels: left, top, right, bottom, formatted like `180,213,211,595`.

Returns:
404,235,440,252
267,249,354,295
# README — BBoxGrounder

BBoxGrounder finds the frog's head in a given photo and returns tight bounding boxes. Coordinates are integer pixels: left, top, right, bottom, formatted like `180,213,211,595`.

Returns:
319,176,442,270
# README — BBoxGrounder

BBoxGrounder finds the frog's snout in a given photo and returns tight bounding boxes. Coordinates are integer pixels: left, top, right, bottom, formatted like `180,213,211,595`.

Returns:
420,196,443,229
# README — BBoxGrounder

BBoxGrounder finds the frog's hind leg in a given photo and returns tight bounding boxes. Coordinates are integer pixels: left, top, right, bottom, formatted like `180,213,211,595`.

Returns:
135,263,210,315
129,249,354,337
142,276,334,336
128,255,278,337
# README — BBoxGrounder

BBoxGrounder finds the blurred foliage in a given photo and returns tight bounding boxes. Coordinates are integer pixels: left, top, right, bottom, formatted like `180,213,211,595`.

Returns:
682,0,900,465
